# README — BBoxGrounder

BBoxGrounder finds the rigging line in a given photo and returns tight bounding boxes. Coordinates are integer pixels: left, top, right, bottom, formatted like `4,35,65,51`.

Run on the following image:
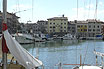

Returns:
17,0,21,22
83,0,86,20
0,0,1,11
77,0,78,19
94,0,98,20
88,0,91,18
15,0,18,12
32,0,34,22
83,43,89,65
75,0,78,65
94,0,98,52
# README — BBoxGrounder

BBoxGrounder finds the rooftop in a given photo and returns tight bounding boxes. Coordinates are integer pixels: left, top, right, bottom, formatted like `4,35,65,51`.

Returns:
47,17,68,20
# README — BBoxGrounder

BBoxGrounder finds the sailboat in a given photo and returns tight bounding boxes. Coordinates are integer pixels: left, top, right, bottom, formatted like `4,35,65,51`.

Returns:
1,0,43,69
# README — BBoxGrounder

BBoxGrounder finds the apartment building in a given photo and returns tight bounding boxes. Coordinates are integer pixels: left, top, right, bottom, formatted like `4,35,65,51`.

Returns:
47,15,68,35
76,20,88,38
68,21,76,36
37,20,48,33
0,11,20,34
87,19,103,37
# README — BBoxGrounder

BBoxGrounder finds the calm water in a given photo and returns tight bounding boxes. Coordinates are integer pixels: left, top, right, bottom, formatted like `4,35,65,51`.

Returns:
22,40,104,69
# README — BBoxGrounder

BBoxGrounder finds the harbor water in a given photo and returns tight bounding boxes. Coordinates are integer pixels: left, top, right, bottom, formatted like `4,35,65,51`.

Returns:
22,40,104,69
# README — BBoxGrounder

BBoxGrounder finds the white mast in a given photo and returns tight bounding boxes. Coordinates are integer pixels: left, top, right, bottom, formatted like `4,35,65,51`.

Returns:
2,0,7,69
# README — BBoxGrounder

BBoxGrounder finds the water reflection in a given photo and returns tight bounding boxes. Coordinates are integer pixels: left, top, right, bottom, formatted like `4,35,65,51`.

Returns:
21,40,104,69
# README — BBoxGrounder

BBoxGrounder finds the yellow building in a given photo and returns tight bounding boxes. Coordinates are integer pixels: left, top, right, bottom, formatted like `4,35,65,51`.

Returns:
76,21,88,37
47,15,68,34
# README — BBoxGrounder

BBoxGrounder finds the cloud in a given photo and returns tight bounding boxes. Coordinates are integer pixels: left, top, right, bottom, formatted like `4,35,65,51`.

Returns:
99,1,103,6
71,5,104,21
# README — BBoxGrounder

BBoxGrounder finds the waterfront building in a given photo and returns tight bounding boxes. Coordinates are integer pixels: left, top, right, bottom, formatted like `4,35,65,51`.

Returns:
87,19,103,38
24,23,39,34
68,21,76,36
102,24,104,36
76,20,88,38
37,20,48,34
47,15,68,36
0,11,20,34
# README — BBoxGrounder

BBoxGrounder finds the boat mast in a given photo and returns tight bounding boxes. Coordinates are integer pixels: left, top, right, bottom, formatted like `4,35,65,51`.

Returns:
2,0,7,69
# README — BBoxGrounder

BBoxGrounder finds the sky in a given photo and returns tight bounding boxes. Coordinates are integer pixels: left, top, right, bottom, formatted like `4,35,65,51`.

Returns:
0,0,104,23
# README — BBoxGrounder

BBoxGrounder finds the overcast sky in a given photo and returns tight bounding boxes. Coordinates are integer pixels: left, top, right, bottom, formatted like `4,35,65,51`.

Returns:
0,0,104,23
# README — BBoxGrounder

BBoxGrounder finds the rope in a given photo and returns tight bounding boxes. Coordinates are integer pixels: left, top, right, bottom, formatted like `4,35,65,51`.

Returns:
94,0,98,58
77,0,78,19
83,43,89,66
83,0,86,20
94,0,98,20
31,0,34,22
75,0,78,64
0,0,2,11
88,0,91,18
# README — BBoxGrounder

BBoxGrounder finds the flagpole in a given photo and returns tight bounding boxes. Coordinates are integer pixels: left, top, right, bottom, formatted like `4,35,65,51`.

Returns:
2,0,7,69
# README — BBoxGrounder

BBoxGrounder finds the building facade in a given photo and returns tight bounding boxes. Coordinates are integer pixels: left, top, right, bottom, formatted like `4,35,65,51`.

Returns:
68,21,76,36
75,19,103,39
24,23,39,34
47,15,68,36
87,19,102,37
76,20,88,38
37,20,48,33
0,11,20,34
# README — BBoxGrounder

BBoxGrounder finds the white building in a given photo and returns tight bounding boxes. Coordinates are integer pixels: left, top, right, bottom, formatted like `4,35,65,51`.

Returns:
87,19,103,39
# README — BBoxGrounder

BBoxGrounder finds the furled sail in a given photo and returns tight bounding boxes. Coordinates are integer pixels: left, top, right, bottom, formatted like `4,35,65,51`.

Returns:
3,29,43,69
94,51,104,57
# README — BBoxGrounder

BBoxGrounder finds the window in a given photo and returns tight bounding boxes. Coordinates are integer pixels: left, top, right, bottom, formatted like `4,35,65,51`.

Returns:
68,27,70,29
64,27,66,28
93,29,95,31
50,26,52,28
60,30,63,32
64,23,66,25
89,25,91,28
53,23,55,24
72,30,75,32
97,26,99,28
60,27,63,28
85,25,87,27
84,29,87,31
50,30,52,32
50,23,52,24
64,19,66,21
88,29,91,31
53,30,55,32
53,26,55,28
94,25,95,28
97,29,100,31
77,25,80,28
64,30,66,32
61,23,63,25
81,29,83,31
72,27,75,29
81,25,83,27
77,29,80,32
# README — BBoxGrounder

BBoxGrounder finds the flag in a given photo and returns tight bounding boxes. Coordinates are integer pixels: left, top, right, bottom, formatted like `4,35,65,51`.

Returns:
2,22,9,53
